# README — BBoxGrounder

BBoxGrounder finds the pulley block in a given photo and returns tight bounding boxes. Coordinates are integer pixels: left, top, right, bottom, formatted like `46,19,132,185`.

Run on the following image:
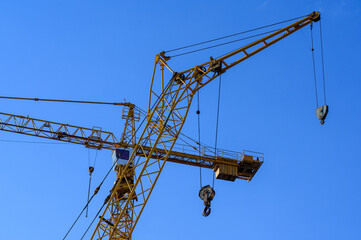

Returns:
89,166,94,175
171,72,185,84
194,66,207,79
316,104,328,125
199,185,215,217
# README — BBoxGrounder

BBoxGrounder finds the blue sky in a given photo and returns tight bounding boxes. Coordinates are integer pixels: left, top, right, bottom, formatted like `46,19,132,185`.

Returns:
0,1,360,239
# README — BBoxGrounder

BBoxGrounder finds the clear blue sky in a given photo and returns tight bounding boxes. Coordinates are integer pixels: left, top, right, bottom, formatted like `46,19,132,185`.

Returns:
0,1,360,239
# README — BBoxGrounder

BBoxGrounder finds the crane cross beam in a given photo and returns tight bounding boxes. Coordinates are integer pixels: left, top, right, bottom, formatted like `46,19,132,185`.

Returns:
0,111,257,175
0,112,118,150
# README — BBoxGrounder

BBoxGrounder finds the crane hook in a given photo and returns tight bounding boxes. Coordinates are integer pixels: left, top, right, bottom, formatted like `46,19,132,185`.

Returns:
203,203,211,217
199,185,215,217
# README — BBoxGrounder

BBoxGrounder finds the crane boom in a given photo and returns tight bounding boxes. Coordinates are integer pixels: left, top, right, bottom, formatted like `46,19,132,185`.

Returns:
0,111,117,149
0,111,261,180
0,11,320,239
90,12,320,239
161,12,320,94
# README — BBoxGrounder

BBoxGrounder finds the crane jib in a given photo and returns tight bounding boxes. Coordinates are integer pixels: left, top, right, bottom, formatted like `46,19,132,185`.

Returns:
0,11,326,240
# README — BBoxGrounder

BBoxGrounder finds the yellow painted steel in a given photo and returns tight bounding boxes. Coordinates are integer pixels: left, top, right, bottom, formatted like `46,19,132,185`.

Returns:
0,11,320,239
0,110,259,174
91,12,320,239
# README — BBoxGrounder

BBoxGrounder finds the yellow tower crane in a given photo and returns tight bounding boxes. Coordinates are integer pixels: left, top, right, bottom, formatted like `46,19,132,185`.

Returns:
0,12,321,239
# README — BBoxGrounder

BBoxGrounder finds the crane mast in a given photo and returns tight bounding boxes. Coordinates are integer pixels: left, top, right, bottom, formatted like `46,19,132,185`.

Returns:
0,11,320,239
92,12,320,239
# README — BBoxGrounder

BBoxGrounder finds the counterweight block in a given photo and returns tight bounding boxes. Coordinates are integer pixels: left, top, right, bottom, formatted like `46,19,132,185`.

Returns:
215,154,263,182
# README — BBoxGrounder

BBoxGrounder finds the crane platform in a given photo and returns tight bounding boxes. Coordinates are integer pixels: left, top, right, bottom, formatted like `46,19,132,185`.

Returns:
137,141,264,181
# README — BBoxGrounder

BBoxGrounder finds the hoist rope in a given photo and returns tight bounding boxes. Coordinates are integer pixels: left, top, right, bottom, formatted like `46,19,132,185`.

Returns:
134,79,174,166
213,74,222,188
62,153,118,240
63,110,151,239
86,149,98,218
320,20,327,104
80,202,107,240
164,15,307,53
86,149,91,218
310,24,319,108
65,129,145,238
77,78,175,238
86,173,92,218
136,105,215,158
40,78,173,239
137,104,216,158
169,28,281,58
197,91,202,188
94,150,99,168
0,92,222,157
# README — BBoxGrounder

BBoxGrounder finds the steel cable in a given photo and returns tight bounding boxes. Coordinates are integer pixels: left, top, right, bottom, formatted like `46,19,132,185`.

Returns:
165,15,307,54
197,91,202,188
213,73,222,189
310,24,319,108
0,96,130,106
319,20,327,104
169,28,281,58
77,77,175,239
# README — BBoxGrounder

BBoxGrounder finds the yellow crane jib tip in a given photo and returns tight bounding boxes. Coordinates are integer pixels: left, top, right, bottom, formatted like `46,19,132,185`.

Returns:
311,11,321,22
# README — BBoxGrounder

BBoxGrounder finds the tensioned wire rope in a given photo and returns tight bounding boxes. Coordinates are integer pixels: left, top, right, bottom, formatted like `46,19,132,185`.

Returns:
78,75,212,238
79,68,231,238
133,103,213,153
2,17,300,229
80,14,327,236
319,19,327,105
0,96,130,106
86,148,98,218
79,77,185,239
168,29,282,58
0,95,216,161
197,91,202,188
310,23,319,108
63,111,151,240
213,73,222,189
162,17,310,188
196,74,222,190
1,18,274,232
2,14,315,234
310,20,327,108
164,15,308,58
0,92,177,238
0,111,206,152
